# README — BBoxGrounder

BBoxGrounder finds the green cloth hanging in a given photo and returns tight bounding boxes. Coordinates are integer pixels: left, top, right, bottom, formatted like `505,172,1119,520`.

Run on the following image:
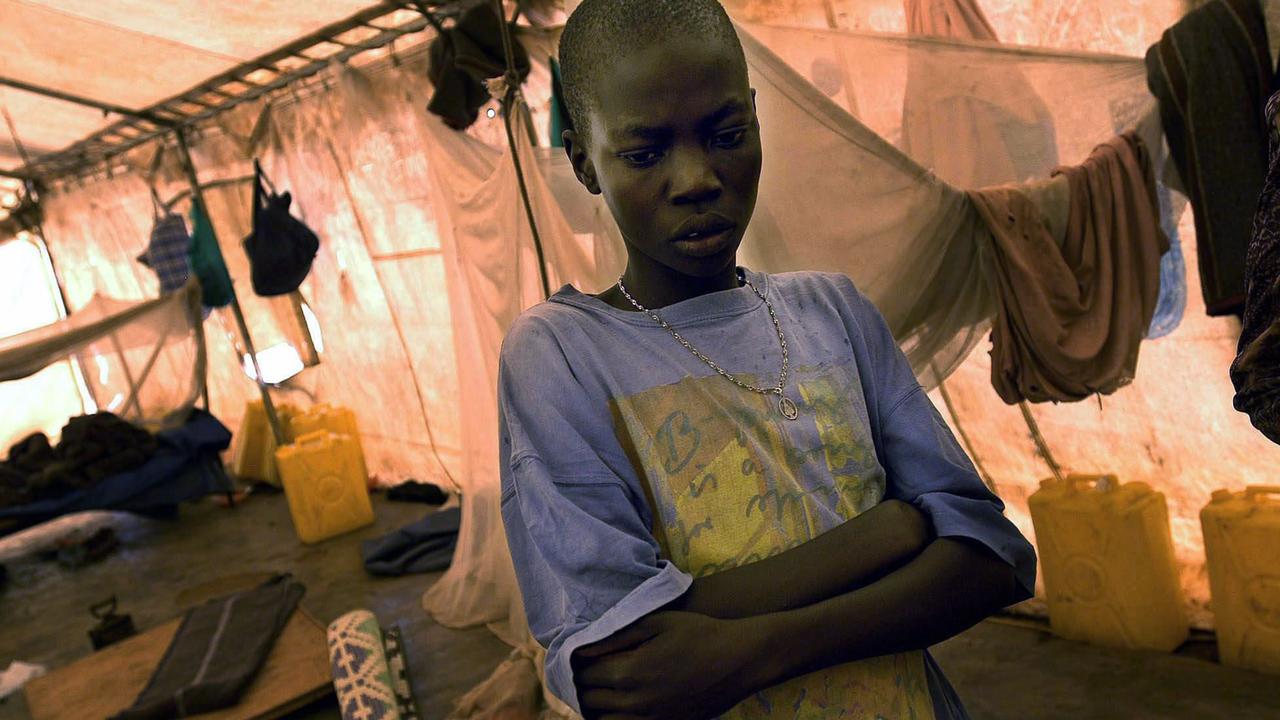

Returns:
188,198,234,308
549,56,570,148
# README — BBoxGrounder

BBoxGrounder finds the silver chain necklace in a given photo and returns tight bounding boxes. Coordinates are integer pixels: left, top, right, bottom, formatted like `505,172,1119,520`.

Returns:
617,270,799,420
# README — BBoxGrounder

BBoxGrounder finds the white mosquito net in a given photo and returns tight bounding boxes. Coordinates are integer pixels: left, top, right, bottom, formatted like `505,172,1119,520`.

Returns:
0,280,207,448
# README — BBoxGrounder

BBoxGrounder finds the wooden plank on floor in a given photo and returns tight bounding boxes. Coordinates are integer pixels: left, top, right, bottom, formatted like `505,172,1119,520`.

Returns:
24,608,333,720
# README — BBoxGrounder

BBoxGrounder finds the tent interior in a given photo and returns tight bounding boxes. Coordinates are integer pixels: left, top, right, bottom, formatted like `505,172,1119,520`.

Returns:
2,0,1279,718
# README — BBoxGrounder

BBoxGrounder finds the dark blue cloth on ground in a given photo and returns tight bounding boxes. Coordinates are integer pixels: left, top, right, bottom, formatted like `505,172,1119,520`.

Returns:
0,410,232,519
361,506,461,576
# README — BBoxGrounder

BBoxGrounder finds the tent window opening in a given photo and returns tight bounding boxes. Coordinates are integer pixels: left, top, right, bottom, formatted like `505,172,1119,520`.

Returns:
237,296,325,386
0,232,97,449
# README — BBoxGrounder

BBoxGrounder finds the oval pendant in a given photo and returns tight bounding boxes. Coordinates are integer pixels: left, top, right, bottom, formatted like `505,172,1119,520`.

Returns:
778,395,799,420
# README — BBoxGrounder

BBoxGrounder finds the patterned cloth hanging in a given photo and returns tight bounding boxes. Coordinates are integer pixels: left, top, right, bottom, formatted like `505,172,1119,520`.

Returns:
1232,91,1280,444
136,190,192,295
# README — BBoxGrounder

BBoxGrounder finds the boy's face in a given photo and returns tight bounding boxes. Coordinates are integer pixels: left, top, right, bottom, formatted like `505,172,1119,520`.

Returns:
566,36,762,280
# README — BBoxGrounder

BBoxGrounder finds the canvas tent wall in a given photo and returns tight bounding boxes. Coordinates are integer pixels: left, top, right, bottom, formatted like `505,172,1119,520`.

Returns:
3,5,1278,715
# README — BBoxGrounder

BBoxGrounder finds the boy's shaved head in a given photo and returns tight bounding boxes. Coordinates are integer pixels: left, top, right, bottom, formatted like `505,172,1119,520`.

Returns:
559,0,746,145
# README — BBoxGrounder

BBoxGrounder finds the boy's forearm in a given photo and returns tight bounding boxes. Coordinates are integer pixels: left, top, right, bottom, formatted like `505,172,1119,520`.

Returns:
738,537,1019,694
669,499,931,619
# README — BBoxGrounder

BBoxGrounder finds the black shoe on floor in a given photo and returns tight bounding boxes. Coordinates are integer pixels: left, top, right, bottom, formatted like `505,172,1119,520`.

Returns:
386,480,449,506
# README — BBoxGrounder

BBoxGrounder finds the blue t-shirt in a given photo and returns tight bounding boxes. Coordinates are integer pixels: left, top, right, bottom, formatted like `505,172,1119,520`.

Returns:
498,268,1036,719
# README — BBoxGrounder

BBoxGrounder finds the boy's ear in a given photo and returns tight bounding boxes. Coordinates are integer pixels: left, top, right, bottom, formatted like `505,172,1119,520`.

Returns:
563,129,602,195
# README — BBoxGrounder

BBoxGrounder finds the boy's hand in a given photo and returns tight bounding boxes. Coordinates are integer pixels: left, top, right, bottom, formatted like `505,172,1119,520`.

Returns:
573,611,764,720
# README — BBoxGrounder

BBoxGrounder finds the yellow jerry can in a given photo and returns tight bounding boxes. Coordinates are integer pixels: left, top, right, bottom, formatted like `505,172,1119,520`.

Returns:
1201,486,1280,675
274,430,374,544
231,400,298,486
289,404,368,482
1028,474,1188,651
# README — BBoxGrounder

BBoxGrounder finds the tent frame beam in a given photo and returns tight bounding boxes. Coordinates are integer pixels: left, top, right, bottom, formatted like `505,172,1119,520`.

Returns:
16,0,470,181
0,76,166,124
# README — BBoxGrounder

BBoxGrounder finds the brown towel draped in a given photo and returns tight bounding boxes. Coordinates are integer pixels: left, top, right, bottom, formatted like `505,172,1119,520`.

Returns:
970,133,1168,404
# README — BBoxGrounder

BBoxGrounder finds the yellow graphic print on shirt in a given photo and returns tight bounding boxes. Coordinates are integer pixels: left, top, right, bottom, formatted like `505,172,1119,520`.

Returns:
610,361,936,720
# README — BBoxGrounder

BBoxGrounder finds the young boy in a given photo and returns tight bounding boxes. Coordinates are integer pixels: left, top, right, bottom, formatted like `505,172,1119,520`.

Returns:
498,1,1036,718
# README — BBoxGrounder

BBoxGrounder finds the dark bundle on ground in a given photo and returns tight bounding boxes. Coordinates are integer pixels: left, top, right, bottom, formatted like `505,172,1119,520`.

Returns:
0,413,158,508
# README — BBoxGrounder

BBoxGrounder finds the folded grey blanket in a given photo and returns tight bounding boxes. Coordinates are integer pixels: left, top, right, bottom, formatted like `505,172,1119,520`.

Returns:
112,574,305,720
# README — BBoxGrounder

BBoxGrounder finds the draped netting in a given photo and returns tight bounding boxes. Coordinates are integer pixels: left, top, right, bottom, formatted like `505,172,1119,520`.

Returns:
0,280,207,442
538,20,1161,390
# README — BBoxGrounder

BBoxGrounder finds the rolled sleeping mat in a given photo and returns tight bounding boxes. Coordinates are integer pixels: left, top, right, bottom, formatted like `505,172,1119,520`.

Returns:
327,610,401,720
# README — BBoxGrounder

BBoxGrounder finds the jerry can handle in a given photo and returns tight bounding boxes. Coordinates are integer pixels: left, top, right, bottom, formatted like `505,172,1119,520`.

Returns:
1245,485,1280,500
1068,474,1117,492
292,430,330,448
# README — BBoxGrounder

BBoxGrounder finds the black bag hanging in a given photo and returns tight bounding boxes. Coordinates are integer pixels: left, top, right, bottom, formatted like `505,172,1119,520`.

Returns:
426,3,531,130
242,160,319,297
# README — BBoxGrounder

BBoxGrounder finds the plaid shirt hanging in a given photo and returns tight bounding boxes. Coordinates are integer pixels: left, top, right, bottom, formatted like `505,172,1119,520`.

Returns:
137,189,192,295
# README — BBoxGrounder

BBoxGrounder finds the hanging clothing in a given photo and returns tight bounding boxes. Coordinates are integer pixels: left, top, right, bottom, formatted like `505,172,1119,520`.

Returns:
426,4,531,130
1146,0,1277,317
1147,174,1189,339
187,198,234,309
1232,91,1280,444
137,191,192,295
548,57,569,148
901,0,1059,189
970,133,1168,404
1107,83,1188,340
498,268,1035,718
904,0,998,37
242,160,319,297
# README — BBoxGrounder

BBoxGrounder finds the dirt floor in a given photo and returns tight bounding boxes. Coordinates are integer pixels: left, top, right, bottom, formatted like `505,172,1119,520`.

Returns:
0,493,1276,719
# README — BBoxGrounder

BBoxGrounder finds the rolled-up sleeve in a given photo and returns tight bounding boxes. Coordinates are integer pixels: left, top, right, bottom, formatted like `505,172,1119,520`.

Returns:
498,314,692,714
842,279,1037,601
879,386,1037,600
502,461,691,713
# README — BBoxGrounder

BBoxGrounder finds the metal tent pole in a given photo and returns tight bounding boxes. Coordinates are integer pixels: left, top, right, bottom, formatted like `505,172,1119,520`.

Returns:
491,0,551,300
173,129,287,447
